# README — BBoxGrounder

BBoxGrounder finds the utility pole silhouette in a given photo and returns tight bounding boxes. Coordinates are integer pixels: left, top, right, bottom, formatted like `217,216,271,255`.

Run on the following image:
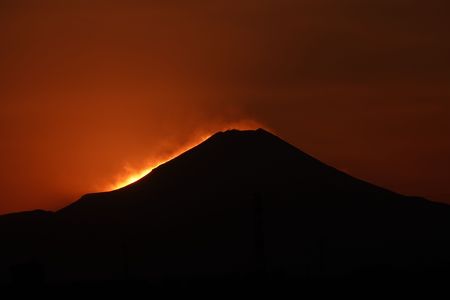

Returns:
120,230,129,281
253,192,266,277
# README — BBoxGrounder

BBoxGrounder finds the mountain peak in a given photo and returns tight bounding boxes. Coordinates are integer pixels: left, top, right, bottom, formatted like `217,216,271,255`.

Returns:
59,127,398,218
210,128,273,138
205,128,286,150
224,128,269,134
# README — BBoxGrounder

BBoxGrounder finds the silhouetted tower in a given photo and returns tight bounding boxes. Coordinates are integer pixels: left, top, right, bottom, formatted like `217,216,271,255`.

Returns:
119,230,129,280
253,192,266,276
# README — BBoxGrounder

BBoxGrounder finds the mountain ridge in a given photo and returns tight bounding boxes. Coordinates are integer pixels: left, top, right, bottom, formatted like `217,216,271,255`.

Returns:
57,128,392,217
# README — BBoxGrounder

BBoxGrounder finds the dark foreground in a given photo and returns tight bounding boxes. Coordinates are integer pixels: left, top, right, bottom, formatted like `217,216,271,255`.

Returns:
1,130,450,293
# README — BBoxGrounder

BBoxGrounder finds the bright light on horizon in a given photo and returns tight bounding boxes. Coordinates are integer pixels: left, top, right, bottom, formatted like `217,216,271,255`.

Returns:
105,134,210,191
104,121,264,191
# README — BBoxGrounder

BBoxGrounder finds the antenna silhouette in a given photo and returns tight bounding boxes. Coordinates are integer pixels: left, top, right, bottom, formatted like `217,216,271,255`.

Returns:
253,192,266,276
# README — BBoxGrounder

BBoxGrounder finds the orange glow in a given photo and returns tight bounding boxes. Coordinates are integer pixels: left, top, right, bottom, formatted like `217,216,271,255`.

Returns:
105,135,210,191
1,1,450,215
105,120,264,191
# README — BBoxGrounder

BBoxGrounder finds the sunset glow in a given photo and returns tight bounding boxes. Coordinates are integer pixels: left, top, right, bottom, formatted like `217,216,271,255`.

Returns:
106,135,210,191
1,0,449,215
105,121,264,191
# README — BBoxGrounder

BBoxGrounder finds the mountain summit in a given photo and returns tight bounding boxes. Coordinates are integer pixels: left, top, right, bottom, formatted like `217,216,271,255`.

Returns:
60,128,395,219
1,129,450,285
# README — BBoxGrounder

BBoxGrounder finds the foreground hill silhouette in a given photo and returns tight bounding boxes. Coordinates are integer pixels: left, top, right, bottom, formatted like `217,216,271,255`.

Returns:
1,128,450,287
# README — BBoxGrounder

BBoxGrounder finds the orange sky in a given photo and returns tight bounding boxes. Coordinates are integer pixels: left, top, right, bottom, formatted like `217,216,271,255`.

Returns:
0,0,449,214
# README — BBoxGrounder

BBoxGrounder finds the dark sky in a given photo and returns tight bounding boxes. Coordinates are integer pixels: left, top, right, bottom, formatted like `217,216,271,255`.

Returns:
1,0,449,214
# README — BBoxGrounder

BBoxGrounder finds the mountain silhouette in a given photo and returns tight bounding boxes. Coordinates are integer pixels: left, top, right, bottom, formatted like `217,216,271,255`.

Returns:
1,128,450,287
